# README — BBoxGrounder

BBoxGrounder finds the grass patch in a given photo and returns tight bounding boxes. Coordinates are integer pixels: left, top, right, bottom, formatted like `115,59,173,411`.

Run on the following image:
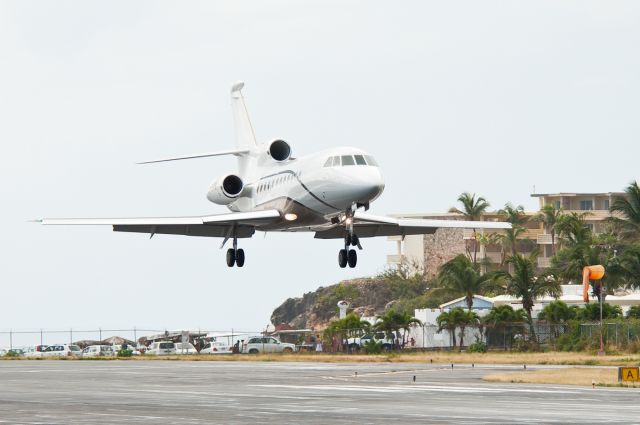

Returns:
483,367,621,387
3,351,640,366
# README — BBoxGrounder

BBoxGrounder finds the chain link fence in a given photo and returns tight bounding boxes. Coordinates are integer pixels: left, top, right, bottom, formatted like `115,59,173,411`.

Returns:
4,321,640,354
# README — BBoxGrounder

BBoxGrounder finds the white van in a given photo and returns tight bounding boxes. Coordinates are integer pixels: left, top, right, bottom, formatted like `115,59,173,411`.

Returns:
81,345,115,358
146,341,176,355
174,342,198,355
200,341,232,355
41,344,82,357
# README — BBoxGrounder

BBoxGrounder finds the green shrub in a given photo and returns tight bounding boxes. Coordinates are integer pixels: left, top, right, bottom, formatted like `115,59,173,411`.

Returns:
363,340,383,355
117,349,133,357
467,341,487,353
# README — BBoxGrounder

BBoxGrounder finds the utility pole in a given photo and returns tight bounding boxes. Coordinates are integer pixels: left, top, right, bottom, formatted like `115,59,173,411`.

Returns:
598,281,604,356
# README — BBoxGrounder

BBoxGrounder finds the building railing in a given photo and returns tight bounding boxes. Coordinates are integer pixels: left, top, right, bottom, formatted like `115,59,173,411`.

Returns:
537,257,552,268
537,234,553,245
386,254,404,264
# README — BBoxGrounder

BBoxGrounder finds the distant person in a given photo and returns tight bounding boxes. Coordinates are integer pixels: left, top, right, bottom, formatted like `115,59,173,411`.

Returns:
233,340,240,354
315,340,323,353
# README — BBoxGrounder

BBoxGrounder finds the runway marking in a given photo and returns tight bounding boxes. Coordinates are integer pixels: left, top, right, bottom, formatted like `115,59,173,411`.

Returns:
251,383,583,395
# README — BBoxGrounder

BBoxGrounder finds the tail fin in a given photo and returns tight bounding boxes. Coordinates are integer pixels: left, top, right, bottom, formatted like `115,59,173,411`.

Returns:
231,81,257,149
231,81,256,176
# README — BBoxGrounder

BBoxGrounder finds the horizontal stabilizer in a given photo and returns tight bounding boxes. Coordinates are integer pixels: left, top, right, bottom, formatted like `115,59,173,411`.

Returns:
137,148,250,165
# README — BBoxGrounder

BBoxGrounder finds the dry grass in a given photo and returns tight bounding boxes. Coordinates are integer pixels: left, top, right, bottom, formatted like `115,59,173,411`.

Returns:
6,351,640,366
483,367,626,387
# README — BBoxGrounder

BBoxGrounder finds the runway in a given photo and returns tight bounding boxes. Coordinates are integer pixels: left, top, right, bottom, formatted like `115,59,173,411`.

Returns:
0,360,638,424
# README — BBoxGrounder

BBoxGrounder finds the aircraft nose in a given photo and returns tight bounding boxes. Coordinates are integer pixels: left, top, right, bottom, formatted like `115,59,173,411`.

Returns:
356,168,385,202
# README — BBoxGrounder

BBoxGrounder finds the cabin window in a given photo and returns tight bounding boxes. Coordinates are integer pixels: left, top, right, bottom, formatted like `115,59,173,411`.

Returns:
332,156,341,166
364,155,378,166
323,157,333,167
341,155,355,166
354,155,367,165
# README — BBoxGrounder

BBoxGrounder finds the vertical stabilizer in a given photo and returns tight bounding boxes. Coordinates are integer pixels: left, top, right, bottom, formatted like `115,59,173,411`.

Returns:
231,81,257,149
230,81,255,177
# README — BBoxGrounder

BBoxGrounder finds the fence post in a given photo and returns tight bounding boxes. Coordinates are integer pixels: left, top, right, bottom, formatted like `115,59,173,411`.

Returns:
134,326,137,344
99,328,102,341
9,329,13,351
70,328,73,345
40,329,43,348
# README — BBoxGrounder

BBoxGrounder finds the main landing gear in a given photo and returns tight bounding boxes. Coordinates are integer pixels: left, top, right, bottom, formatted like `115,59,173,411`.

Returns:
338,212,361,268
226,236,245,267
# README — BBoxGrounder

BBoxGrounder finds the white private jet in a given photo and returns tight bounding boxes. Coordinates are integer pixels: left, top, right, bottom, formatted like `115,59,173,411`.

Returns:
40,82,510,268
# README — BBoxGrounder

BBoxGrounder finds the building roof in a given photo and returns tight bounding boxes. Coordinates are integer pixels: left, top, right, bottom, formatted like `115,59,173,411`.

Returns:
439,295,495,310
531,192,625,198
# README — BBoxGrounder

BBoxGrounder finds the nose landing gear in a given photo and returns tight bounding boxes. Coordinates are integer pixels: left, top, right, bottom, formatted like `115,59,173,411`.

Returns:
338,210,361,268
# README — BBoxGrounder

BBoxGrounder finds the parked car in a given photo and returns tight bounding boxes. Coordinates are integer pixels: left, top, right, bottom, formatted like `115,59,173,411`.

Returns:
111,344,141,356
41,344,82,357
242,337,296,354
6,349,25,357
360,332,395,350
81,345,115,358
146,341,176,356
200,341,232,355
24,346,47,358
174,342,198,355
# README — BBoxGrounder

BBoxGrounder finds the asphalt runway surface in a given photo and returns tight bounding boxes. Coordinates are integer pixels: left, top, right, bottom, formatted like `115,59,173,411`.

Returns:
0,360,638,424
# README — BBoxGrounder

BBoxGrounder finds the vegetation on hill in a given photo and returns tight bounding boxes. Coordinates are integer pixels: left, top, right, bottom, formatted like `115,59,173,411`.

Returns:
273,181,640,337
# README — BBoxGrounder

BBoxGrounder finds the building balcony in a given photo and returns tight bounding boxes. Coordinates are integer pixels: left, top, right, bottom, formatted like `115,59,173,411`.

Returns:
537,234,553,245
462,228,543,240
537,257,552,268
477,251,502,263
387,254,405,265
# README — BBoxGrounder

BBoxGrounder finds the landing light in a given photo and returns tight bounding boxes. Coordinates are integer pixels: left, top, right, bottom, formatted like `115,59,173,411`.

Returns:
345,217,353,225
284,213,298,221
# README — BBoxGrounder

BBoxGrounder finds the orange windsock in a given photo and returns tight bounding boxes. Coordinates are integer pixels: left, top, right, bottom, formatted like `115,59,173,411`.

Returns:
582,265,605,303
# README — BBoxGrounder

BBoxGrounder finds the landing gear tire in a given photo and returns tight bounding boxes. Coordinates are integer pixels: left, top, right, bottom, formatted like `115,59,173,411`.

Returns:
348,249,357,268
338,249,348,268
226,248,236,267
236,248,245,267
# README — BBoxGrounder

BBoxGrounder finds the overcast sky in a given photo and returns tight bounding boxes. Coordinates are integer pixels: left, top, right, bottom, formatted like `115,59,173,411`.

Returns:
1,1,639,343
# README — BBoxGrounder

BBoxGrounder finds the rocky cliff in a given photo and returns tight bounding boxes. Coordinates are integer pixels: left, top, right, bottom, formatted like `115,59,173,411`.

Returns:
270,274,432,330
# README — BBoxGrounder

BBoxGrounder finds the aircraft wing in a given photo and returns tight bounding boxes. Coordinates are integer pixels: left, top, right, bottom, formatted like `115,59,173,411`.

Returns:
314,211,511,239
39,210,282,238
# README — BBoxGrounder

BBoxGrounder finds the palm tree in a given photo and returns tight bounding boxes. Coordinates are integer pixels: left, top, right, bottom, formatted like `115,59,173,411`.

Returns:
538,300,575,323
449,192,490,264
436,309,459,348
482,305,526,349
431,255,500,311
455,309,480,351
538,300,575,338
610,181,640,240
373,309,422,349
533,204,562,255
498,203,528,257
396,311,422,347
326,313,371,339
493,254,561,342
555,212,592,247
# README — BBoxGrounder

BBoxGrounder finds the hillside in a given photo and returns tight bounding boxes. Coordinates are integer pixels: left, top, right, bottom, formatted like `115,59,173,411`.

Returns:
270,272,438,330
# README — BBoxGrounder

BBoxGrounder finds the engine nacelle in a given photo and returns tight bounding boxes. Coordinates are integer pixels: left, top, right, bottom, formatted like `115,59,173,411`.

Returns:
267,139,292,161
206,174,244,205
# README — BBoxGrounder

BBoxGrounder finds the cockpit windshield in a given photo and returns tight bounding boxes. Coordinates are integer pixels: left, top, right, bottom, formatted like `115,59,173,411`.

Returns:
323,155,378,167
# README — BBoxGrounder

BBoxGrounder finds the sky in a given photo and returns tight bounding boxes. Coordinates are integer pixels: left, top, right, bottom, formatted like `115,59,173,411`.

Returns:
1,1,639,344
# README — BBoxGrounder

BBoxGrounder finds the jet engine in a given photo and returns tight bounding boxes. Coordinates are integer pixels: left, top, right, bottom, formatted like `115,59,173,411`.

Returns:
267,139,292,161
207,174,245,204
